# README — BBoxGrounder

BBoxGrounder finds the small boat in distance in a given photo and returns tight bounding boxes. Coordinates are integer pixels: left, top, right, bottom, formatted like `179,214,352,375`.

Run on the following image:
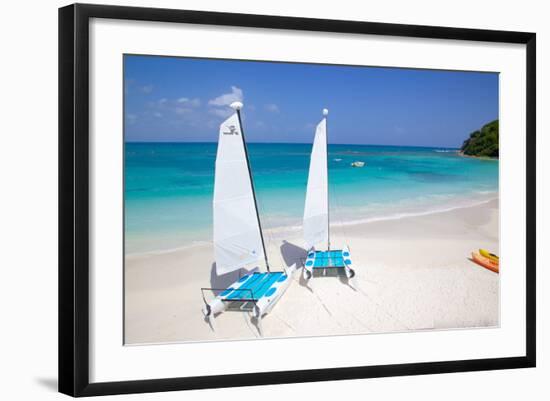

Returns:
201,102,294,335
351,161,365,167
302,109,356,281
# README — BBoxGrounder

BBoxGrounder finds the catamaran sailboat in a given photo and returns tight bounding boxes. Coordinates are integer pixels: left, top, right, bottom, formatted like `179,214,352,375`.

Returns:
201,102,294,333
302,109,356,281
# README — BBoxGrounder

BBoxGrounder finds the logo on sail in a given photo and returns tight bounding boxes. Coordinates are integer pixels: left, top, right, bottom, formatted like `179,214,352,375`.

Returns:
223,125,239,135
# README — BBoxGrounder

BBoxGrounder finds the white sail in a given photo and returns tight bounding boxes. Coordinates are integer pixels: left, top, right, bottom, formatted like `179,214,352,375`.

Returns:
303,115,329,250
213,108,264,275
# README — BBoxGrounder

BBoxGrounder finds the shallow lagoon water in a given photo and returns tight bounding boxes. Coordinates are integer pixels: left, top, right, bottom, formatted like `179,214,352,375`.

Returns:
125,142,498,254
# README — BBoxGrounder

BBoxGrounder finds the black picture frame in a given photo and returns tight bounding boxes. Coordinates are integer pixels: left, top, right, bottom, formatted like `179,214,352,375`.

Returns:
59,3,536,397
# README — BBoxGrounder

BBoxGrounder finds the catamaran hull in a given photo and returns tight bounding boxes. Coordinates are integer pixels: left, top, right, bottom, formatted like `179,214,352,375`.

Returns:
203,265,295,323
303,264,355,279
202,298,226,317
302,246,355,280
254,266,294,318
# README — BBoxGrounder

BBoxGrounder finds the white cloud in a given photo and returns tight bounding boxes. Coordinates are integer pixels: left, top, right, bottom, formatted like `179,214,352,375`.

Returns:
141,84,154,94
176,107,192,115
207,86,243,121
147,97,201,119
265,103,279,113
209,108,233,118
178,97,201,107
208,86,243,107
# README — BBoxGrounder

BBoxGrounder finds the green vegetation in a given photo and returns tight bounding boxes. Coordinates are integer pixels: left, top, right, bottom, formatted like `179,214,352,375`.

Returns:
460,120,499,158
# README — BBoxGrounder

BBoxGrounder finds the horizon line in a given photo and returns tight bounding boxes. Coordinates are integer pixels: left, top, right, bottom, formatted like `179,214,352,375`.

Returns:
124,140,460,149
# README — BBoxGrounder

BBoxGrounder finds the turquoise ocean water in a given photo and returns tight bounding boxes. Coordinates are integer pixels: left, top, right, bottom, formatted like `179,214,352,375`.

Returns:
125,143,499,254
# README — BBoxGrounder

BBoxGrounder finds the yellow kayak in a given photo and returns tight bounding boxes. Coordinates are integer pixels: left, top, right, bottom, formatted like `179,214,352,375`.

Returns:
479,249,499,263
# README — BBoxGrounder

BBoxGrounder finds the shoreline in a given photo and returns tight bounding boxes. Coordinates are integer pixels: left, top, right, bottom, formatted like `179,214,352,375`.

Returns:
125,197,499,344
125,191,498,258
458,150,499,161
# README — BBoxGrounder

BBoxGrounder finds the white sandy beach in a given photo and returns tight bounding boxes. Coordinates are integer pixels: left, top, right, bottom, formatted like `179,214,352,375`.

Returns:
124,198,499,345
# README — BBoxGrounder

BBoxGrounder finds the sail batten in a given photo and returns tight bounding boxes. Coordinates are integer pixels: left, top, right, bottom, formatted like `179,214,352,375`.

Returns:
303,117,329,250
213,112,264,275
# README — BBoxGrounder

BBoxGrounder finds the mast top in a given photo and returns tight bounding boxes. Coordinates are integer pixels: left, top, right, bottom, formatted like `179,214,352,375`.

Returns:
230,101,243,111
322,108,329,116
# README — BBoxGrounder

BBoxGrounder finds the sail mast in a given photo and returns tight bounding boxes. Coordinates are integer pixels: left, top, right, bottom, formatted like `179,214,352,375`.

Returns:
323,108,330,251
234,103,271,272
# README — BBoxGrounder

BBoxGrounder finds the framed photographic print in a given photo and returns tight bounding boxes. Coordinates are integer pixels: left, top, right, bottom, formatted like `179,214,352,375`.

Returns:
58,3,536,397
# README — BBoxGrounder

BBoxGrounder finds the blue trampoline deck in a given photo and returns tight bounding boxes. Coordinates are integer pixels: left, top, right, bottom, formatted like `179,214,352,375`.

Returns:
219,272,287,301
305,250,352,269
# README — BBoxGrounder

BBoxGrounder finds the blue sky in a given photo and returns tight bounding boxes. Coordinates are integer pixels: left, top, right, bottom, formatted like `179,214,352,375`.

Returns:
124,55,498,147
